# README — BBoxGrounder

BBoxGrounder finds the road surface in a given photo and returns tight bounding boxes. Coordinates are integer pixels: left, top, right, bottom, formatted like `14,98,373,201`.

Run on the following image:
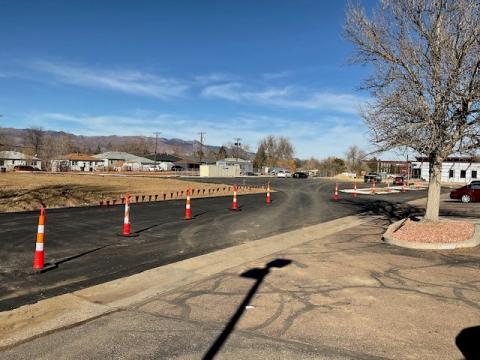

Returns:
0,178,432,311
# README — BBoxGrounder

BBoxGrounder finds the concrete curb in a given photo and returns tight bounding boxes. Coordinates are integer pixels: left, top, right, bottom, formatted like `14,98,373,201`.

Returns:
0,215,365,350
383,220,480,250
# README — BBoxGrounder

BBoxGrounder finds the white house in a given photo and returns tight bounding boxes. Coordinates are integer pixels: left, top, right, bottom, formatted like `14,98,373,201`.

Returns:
0,151,42,171
93,151,155,171
51,153,103,172
216,158,253,174
412,157,480,183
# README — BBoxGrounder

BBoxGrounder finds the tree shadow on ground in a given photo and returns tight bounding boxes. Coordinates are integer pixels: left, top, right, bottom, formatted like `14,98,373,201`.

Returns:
340,198,423,224
202,258,292,360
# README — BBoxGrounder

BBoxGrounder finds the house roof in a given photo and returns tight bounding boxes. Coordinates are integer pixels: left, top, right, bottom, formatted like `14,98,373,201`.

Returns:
144,153,183,162
0,151,40,161
218,157,252,163
93,151,155,164
175,158,200,165
59,153,102,161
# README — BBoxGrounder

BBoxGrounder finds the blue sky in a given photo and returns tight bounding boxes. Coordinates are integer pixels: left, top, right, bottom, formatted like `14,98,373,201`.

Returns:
0,0,380,158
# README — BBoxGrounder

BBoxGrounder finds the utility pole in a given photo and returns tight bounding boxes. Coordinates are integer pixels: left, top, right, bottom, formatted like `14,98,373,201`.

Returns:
233,137,242,162
153,132,161,170
198,132,206,164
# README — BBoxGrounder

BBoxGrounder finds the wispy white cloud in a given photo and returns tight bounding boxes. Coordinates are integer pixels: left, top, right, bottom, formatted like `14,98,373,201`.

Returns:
21,110,370,158
201,82,368,114
26,60,191,99
192,72,238,85
17,60,368,116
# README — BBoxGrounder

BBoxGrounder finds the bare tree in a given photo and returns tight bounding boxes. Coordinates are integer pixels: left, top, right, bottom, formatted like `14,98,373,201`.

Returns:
302,157,321,170
344,145,367,175
26,127,45,156
318,157,346,177
345,0,480,222
216,145,228,160
259,135,295,167
253,143,267,169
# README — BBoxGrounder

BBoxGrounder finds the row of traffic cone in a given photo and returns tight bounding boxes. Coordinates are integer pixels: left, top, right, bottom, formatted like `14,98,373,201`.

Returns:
333,180,408,201
32,183,274,271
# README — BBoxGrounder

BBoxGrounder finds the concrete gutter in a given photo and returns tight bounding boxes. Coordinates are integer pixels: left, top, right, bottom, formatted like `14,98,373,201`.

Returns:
0,214,365,350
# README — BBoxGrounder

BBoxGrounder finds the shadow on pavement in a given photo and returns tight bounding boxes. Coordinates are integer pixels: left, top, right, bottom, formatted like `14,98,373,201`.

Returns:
202,258,292,360
456,326,480,360
340,198,423,224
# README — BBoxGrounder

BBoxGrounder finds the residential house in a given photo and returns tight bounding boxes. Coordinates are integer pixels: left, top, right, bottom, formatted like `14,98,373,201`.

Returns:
51,153,103,172
175,155,216,170
93,151,155,171
0,151,42,171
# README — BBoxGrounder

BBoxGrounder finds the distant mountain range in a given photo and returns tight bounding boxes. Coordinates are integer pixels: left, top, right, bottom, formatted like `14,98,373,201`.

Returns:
0,127,227,157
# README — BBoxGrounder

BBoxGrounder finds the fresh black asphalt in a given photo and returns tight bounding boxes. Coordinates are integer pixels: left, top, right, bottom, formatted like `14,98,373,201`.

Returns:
0,178,431,311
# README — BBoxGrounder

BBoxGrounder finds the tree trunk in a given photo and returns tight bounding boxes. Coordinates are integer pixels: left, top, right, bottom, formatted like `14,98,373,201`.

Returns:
424,157,442,222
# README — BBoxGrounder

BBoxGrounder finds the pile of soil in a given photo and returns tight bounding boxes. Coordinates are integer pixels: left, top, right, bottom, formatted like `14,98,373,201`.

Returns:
0,173,264,212
390,219,475,243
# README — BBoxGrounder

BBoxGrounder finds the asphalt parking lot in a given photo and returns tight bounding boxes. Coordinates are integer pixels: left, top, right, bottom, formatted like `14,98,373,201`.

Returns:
0,177,473,311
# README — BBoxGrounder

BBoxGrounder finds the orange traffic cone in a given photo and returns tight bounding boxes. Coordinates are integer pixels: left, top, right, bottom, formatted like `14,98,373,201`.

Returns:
333,183,340,201
33,207,46,271
230,185,241,211
402,182,407,193
386,181,391,192
266,183,271,205
184,189,192,220
371,180,376,194
353,181,357,198
120,194,138,237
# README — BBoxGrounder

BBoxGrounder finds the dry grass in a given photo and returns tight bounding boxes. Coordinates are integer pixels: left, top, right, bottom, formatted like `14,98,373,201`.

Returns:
0,172,264,212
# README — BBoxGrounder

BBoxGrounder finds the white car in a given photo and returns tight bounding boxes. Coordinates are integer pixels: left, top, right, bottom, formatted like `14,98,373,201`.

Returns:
277,170,292,178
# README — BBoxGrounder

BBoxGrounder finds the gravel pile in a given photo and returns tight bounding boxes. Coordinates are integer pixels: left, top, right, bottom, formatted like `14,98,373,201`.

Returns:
390,219,475,243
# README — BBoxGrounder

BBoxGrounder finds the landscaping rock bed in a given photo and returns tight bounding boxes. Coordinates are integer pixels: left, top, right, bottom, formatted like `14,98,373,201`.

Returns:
383,218,480,249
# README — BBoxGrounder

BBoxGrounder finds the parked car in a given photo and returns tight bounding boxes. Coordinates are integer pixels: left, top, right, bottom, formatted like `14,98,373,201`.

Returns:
450,181,480,203
393,176,405,185
277,170,292,178
364,172,382,183
292,172,308,178
171,165,183,171
13,165,42,172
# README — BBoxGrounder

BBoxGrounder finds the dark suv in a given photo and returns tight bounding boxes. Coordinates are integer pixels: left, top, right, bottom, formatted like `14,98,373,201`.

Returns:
364,172,382,183
450,181,480,203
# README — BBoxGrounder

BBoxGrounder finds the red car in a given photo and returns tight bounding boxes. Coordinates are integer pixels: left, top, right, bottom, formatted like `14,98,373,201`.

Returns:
393,176,405,185
450,181,480,203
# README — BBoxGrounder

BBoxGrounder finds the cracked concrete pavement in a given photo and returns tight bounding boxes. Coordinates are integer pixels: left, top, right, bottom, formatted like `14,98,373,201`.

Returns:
2,216,479,359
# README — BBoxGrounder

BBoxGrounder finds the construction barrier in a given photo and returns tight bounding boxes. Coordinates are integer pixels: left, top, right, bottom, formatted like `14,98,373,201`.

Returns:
120,194,138,237
333,183,340,201
184,189,192,220
266,183,271,205
33,207,46,271
230,185,240,211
